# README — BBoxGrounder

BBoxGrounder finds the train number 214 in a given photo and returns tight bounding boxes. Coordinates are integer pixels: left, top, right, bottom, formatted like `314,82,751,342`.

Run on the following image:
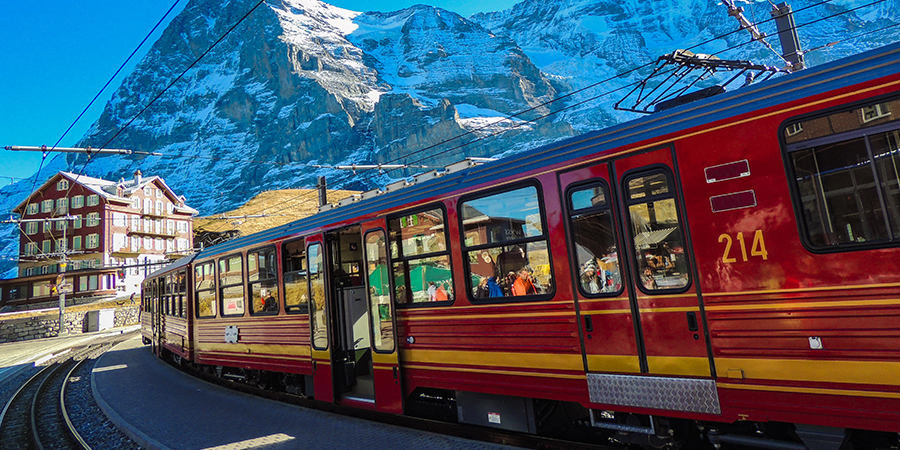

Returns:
718,230,768,263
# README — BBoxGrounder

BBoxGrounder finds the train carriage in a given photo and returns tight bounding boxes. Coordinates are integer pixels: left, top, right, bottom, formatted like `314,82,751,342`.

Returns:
143,42,900,449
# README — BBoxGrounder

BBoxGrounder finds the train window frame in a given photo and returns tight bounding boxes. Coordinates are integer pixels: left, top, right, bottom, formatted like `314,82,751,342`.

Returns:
457,181,556,304
307,242,328,351
621,166,693,295
247,245,280,316
218,253,246,317
565,178,624,298
364,228,395,353
194,260,217,319
282,238,310,315
781,93,900,253
387,203,455,308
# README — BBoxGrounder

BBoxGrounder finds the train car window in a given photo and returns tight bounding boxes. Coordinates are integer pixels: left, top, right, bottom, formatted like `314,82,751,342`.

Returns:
624,171,691,292
460,184,554,301
282,239,309,314
365,230,394,352
308,244,328,350
177,269,187,318
568,182,623,296
195,262,217,318
218,255,245,316
388,206,454,305
248,246,279,316
784,98,900,249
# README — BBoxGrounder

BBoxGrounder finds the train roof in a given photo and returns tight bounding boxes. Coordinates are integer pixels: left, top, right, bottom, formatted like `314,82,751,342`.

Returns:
185,41,900,263
145,253,198,279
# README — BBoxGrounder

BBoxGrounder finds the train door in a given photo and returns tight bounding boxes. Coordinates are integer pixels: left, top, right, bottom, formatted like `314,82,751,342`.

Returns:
361,218,403,413
560,163,643,376
306,236,334,402
563,147,720,416
325,226,377,407
613,146,713,380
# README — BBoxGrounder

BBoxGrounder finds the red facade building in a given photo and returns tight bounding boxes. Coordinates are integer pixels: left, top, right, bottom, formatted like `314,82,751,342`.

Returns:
0,170,197,309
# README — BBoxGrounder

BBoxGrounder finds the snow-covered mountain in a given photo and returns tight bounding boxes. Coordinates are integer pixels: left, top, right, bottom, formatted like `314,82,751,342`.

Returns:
1,0,897,277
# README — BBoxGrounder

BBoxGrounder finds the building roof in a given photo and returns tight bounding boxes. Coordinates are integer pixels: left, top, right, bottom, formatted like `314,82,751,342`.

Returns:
12,171,198,215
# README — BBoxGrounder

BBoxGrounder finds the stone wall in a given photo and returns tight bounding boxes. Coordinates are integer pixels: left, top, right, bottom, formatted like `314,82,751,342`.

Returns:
0,305,140,344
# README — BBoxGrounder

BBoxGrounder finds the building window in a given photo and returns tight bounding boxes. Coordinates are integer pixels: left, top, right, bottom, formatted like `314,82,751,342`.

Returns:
27,203,38,215
73,236,82,250
155,201,163,215
86,234,99,249
248,246,278,315
55,220,66,231
568,181,623,296
25,222,37,235
43,220,51,232
625,171,691,292
72,195,84,209
143,237,152,249
86,212,100,227
41,199,53,213
56,239,67,252
73,215,82,229
218,255,244,316
131,197,140,209
460,185,554,301
34,281,52,296
25,267,35,276
56,198,68,214
144,187,153,196
87,194,99,206
132,215,141,231
156,189,163,198
57,179,69,191
25,242,38,256
389,206,454,304
42,240,51,254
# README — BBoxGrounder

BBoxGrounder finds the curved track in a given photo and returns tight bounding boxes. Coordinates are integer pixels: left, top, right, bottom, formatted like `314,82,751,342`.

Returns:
0,334,135,450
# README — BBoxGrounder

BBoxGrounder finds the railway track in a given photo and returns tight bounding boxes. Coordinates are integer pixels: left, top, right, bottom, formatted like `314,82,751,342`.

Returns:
0,333,139,450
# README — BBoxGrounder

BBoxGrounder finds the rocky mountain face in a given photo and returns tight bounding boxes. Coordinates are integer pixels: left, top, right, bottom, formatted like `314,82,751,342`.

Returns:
1,0,897,277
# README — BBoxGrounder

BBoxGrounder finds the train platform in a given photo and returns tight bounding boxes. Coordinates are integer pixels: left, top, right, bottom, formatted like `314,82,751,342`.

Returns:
92,336,519,450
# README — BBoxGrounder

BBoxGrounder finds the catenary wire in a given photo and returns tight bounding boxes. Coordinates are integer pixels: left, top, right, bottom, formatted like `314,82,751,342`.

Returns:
238,0,894,221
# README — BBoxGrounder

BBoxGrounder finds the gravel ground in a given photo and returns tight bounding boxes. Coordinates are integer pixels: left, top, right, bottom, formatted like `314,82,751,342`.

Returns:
66,352,143,449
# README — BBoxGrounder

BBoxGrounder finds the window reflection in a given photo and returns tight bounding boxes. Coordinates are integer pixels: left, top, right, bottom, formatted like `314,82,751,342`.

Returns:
569,183,621,295
626,173,689,291
461,185,554,300
365,231,394,352
389,207,454,305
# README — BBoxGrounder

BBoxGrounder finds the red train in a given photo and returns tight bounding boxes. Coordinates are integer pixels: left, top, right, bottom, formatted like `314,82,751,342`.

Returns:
142,42,900,449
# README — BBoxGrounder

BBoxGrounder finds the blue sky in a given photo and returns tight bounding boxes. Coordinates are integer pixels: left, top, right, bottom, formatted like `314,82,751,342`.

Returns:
0,0,518,188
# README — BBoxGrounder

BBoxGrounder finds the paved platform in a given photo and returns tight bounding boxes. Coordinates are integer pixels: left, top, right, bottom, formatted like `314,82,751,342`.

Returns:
0,325,140,385
92,336,518,450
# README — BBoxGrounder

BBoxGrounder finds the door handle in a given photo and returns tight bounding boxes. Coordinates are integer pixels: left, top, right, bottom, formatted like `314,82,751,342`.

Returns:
686,312,699,331
393,366,398,379
584,315,593,333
